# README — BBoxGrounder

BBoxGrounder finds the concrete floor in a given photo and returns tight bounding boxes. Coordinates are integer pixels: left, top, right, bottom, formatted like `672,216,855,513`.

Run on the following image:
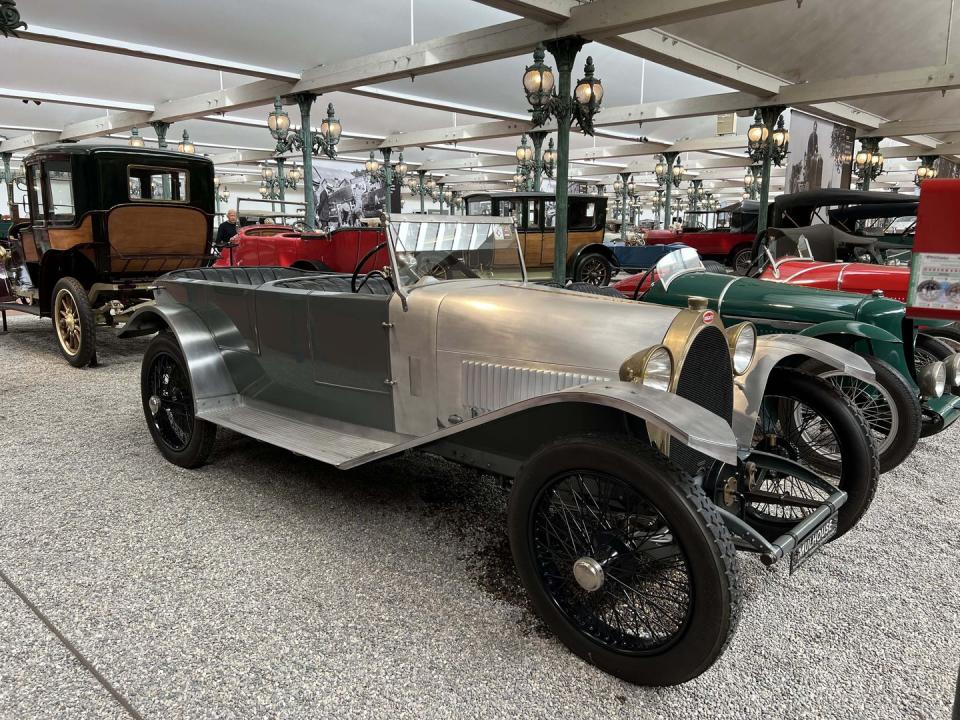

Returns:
0,312,958,720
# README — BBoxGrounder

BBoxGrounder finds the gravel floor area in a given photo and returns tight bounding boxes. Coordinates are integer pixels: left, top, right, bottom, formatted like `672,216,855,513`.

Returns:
0,312,958,719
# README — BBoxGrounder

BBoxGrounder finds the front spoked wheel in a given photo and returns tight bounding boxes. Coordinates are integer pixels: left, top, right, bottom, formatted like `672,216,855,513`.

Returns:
510,436,739,686
803,356,921,474
750,368,879,540
141,331,217,468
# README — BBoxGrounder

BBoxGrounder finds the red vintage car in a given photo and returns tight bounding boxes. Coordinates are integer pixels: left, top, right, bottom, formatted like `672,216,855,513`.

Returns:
213,223,389,273
641,203,757,273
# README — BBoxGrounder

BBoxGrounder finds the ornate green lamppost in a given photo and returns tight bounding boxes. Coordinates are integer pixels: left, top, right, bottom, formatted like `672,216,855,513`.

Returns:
150,121,170,149
268,96,342,230
853,137,884,190
522,41,603,283
613,172,631,243
651,189,664,229
655,153,683,227
915,156,938,187
686,179,704,213
0,0,27,37
743,164,761,200
365,148,397,211
1,149,16,221
746,106,789,233
406,170,436,213
259,161,300,201
516,132,556,191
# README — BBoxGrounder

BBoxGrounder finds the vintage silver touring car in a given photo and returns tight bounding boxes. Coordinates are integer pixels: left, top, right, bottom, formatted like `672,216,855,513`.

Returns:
122,215,878,686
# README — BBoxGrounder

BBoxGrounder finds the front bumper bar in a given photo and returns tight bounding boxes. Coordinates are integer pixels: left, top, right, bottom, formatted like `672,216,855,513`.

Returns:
716,450,847,570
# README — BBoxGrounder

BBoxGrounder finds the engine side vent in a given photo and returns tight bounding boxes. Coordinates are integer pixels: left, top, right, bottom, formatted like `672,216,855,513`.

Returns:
461,361,610,415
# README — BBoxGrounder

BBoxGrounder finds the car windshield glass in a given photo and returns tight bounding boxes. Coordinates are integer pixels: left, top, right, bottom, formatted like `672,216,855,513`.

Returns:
389,218,526,289
655,247,704,288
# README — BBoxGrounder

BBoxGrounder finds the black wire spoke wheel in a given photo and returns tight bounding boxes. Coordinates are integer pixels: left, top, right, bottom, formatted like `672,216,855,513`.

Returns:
915,333,954,371
750,393,839,525
732,247,753,275
532,471,693,653
819,373,896,457
147,351,195,452
575,253,611,286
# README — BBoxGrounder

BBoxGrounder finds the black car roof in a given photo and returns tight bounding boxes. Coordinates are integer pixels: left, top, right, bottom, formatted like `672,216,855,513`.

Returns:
25,143,214,166
772,189,915,210
464,191,605,200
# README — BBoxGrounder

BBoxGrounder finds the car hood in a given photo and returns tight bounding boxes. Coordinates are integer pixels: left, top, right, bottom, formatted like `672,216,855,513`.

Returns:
432,281,682,375
644,271,883,326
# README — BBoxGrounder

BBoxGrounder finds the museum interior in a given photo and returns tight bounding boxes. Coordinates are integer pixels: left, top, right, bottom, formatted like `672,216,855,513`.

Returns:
1,0,960,718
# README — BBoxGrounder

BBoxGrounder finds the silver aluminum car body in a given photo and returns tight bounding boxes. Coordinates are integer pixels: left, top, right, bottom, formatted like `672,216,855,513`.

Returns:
121,214,872,475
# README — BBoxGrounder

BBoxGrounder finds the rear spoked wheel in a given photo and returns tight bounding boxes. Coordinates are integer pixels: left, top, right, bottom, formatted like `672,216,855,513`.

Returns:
510,436,739,686
750,368,879,540
141,331,217,468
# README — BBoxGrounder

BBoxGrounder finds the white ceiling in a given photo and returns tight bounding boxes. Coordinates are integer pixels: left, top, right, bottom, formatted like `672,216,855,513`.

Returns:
0,0,951,200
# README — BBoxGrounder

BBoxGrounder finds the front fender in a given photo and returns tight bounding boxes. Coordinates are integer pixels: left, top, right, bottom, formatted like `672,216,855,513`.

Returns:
732,334,875,444
344,381,739,471
569,243,619,271
799,319,901,345
119,303,238,413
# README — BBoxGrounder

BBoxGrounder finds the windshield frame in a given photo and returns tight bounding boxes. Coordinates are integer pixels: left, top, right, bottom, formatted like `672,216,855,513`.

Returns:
385,214,526,303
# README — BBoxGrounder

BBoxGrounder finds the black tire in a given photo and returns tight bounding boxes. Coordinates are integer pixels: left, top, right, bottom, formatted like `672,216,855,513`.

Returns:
573,253,613,286
728,245,753,275
141,331,217,468
916,333,955,369
921,324,960,353
509,435,739,686
51,276,96,368
799,356,921,474
751,368,879,540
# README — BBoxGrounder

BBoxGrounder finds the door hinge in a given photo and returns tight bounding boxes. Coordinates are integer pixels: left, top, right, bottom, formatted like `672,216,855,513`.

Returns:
384,379,398,386
381,322,394,328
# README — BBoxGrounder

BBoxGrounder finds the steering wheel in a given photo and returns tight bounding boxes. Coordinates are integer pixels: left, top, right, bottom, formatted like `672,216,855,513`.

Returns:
630,265,660,302
425,253,480,280
351,241,395,293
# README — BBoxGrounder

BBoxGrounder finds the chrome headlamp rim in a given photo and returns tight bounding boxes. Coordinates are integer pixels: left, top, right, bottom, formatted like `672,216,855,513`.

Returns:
945,353,960,391
725,321,757,376
918,361,947,398
618,344,675,393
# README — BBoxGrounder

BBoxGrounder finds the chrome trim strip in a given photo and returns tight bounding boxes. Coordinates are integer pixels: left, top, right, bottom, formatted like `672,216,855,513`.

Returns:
781,263,827,283
716,276,742,314
836,263,850,290
724,314,814,331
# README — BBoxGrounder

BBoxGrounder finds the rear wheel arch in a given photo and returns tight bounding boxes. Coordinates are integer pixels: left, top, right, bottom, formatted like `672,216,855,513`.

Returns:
38,249,97,314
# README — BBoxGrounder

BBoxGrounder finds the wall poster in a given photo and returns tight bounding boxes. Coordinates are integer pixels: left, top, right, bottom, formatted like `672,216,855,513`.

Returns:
310,159,400,230
785,110,856,193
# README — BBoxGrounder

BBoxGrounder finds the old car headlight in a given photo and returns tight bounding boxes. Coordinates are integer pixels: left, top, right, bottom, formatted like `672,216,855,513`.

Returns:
641,346,674,392
725,322,756,375
918,361,947,398
945,353,960,391
619,345,673,392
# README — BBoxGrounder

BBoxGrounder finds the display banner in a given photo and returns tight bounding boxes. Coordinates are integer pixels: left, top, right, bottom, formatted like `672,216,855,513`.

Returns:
906,179,960,320
785,110,856,192
311,159,400,230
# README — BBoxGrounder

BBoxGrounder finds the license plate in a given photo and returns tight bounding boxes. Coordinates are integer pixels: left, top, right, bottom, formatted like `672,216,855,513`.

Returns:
789,514,838,575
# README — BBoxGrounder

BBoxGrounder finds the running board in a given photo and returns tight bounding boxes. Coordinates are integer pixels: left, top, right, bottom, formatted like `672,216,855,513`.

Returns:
200,402,400,467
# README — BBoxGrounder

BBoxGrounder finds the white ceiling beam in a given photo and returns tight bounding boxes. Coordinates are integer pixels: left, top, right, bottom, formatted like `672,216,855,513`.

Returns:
469,0,572,22
560,0,785,41
12,26,299,81
383,119,534,149
881,142,960,159
864,118,960,138
59,110,153,141
0,87,153,112
0,132,61,153
776,64,960,106
210,137,381,166
150,78,296,124
293,0,782,96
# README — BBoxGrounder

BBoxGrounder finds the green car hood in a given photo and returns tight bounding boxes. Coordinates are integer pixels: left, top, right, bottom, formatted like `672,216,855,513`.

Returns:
644,271,905,334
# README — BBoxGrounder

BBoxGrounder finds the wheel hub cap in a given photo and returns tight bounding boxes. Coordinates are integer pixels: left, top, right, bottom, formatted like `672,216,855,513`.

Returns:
572,557,604,592
148,395,162,416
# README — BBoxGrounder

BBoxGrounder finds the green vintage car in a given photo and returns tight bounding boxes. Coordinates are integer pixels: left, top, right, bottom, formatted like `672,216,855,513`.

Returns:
613,248,960,473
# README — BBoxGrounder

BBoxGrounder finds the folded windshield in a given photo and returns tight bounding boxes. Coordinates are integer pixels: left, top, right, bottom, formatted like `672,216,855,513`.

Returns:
389,217,526,289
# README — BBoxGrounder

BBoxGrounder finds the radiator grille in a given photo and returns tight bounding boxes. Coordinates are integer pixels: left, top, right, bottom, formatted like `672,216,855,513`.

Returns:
462,361,610,415
670,326,734,474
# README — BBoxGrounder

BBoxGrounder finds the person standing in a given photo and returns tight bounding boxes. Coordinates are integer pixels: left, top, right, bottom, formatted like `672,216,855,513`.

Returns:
216,209,237,246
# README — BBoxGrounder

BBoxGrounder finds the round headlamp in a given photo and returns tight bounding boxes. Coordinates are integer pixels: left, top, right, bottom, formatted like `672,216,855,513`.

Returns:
918,361,947,398
945,353,960,391
725,322,757,375
641,346,674,392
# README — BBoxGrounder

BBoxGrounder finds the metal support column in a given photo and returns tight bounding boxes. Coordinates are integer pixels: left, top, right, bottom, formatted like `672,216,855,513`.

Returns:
755,105,785,236
618,172,630,243
544,37,585,284
296,93,317,231
530,131,547,192
275,157,286,202
1,152,15,221
661,151,678,229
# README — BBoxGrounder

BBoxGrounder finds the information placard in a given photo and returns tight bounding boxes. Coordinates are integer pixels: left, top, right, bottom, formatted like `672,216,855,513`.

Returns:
906,179,960,321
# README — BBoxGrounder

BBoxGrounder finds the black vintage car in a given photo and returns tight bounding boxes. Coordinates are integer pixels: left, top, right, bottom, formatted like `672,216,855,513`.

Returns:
0,144,215,366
